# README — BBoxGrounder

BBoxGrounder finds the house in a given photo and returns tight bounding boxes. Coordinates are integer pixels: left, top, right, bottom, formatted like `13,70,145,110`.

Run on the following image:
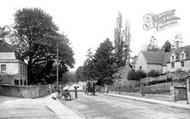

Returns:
135,45,190,74
135,51,169,73
165,45,190,72
0,40,27,85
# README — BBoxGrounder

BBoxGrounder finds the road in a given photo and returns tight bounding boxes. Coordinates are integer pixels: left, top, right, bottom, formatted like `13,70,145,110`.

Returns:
62,92,190,119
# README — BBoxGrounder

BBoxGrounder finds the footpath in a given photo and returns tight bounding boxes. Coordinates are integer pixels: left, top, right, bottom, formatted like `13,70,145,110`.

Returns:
0,93,83,119
106,91,190,110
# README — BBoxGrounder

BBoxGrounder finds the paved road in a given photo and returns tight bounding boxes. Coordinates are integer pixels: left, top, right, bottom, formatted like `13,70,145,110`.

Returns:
0,96,59,119
62,92,190,119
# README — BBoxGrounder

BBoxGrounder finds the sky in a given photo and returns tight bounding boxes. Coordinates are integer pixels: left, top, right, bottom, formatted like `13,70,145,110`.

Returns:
0,0,189,71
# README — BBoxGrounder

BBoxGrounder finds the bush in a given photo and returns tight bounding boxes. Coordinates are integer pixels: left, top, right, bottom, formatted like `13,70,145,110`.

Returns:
136,70,147,80
147,70,160,77
127,70,137,80
128,70,146,81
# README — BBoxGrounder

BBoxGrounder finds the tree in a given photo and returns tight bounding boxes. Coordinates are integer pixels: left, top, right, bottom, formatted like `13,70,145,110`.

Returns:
94,38,117,85
162,40,172,52
114,12,131,67
12,8,74,84
75,66,84,82
147,36,160,51
82,48,96,81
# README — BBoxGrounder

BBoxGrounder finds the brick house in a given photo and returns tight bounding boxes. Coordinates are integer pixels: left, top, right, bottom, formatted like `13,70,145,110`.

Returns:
0,40,27,85
135,45,190,73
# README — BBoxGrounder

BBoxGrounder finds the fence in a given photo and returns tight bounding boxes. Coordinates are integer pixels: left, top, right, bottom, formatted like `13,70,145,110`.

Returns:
0,84,52,98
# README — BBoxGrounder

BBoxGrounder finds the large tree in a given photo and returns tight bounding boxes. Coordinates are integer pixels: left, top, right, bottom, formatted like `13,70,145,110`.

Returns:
12,8,74,84
94,38,116,85
114,12,131,67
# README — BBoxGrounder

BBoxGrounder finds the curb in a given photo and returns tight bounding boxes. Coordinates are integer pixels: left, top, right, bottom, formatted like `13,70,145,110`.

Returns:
41,93,84,119
106,93,190,110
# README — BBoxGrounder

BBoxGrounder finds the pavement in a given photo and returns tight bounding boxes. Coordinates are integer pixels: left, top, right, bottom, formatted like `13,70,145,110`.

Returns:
106,92,190,110
0,93,83,119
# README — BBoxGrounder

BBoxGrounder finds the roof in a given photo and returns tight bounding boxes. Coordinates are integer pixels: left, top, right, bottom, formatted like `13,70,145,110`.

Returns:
141,45,190,65
171,45,190,61
0,75,15,84
142,51,170,64
0,40,15,52
0,40,23,61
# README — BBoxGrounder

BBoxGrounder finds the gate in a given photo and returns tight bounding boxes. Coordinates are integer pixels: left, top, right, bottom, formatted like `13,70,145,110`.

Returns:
170,72,190,103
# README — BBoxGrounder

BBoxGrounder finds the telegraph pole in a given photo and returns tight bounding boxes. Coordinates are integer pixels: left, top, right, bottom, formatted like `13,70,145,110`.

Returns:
56,40,59,86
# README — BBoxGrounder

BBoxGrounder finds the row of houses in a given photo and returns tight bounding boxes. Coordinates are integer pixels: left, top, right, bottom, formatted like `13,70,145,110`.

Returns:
135,45,190,74
0,40,27,85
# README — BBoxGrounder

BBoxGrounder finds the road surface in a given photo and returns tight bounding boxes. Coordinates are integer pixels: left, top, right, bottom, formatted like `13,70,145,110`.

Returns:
62,92,190,119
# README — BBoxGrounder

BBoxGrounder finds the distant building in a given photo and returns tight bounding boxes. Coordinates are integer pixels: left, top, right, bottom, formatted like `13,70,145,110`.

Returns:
0,40,27,85
135,45,190,74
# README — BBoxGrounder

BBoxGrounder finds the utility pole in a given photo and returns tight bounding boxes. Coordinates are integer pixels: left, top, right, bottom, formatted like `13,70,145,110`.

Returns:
56,40,59,86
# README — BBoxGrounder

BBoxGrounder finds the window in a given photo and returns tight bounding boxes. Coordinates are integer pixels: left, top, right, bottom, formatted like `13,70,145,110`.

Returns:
1,64,6,74
171,62,175,68
14,80,19,85
181,61,184,67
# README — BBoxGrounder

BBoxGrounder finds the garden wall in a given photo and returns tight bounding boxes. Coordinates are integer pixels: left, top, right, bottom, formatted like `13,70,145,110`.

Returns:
0,85,51,98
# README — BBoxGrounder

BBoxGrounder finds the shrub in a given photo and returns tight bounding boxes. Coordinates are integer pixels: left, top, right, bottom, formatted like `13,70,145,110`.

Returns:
127,70,137,80
147,70,160,77
135,70,147,80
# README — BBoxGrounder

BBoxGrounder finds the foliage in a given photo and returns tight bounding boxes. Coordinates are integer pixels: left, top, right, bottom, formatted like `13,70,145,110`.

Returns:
147,70,160,77
81,39,117,85
82,48,97,81
147,36,160,51
94,38,117,85
114,12,131,67
12,8,74,84
162,40,172,52
75,66,85,82
127,70,137,80
135,70,147,80
127,70,146,81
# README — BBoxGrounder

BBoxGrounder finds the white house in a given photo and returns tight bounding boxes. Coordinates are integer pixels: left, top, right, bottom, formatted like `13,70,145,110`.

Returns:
135,51,169,73
135,45,190,74
0,40,27,85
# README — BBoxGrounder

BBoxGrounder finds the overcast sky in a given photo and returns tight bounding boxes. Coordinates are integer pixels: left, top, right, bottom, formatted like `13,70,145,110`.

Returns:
0,0,189,71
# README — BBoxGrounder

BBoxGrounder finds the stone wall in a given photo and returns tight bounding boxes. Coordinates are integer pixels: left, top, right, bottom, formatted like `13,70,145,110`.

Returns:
0,85,50,98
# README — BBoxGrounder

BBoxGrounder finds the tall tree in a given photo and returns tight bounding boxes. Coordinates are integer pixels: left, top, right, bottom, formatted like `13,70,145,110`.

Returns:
114,12,131,67
82,48,96,81
94,38,116,85
13,8,74,84
147,36,160,51
162,40,172,52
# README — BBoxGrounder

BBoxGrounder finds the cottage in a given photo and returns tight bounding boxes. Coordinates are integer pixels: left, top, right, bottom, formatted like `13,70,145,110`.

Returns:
135,45,190,74
0,40,27,85
135,51,169,73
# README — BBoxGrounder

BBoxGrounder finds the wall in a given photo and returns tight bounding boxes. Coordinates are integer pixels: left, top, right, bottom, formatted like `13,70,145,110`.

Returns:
0,52,15,59
135,52,148,72
166,60,190,72
147,64,162,73
0,85,50,98
0,62,19,74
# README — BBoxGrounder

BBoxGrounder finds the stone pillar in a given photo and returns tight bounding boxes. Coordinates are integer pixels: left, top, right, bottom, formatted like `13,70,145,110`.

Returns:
170,80,175,102
186,78,190,104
